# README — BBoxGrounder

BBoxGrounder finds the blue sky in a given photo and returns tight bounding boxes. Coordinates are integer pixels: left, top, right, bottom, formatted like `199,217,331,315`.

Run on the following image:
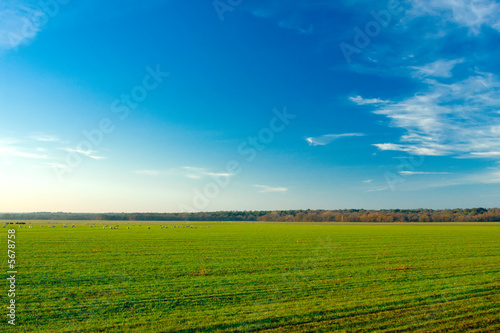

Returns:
1,0,500,212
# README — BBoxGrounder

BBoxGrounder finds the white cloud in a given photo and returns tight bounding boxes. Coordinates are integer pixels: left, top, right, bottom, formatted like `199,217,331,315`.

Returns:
306,133,364,146
410,0,500,34
366,187,389,192
206,172,233,177
399,171,451,175
0,138,21,144
349,96,389,105
0,2,44,50
133,167,235,178
470,151,500,157
59,148,105,160
254,185,288,193
182,166,234,179
375,168,500,191
0,146,46,159
374,143,444,156
366,71,500,157
410,59,463,78
45,162,70,170
418,169,500,189
132,167,236,178
31,134,61,142
363,179,372,183
478,170,500,184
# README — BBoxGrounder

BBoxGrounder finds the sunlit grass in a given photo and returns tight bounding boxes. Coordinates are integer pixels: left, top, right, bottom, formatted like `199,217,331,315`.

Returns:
8,222,500,332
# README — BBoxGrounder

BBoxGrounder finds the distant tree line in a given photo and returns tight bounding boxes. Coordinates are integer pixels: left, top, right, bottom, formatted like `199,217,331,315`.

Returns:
1,208,500,222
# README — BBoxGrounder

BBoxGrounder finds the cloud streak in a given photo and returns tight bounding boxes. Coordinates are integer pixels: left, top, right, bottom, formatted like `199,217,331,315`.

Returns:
132,167,236,179
349,96,389,105
399,171,451,176
182,166,234,179
363,71,500,157
410,59,464,78
59,148,105,160
31,134,61,142
409,169,500,189
366,187,389,193
254,185,288,193
0,146,47,159
306,133,364,146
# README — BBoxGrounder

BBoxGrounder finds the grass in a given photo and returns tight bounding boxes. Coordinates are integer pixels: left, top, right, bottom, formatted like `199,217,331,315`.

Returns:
4,222,500,332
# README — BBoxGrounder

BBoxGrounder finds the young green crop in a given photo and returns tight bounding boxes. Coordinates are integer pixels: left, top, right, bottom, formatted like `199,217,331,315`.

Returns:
5,222,500,332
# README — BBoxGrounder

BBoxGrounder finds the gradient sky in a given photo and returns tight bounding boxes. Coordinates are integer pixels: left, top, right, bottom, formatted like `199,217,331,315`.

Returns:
1,0,500,212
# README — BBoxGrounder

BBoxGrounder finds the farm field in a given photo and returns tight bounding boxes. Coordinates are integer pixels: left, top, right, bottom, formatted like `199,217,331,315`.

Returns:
5,222,500,332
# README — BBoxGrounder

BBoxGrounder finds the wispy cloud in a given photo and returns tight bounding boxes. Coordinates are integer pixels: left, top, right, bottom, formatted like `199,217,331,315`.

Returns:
399,171,451,176
470,152,500,157
366,71,500,157
59,148,105,160
368,168,500,192
409,0,500,34
183,166,206,179
410,59,464,78
366,187,389,193
0,2,44,50
327,0,500,81
244,1,340,35
363,179,372,183
0,146,47,159
306,133,364,146
132,167,236,179
45,162,71,170
31,134,61,142
349,96,389,105
254,185,288,193
409,169,500,189
182,167,234,179
205,172,234,177
374,143,445,156
0,138,21,145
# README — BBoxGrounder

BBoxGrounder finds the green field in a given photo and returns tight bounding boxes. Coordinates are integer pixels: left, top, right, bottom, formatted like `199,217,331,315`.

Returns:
5,222,500,332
